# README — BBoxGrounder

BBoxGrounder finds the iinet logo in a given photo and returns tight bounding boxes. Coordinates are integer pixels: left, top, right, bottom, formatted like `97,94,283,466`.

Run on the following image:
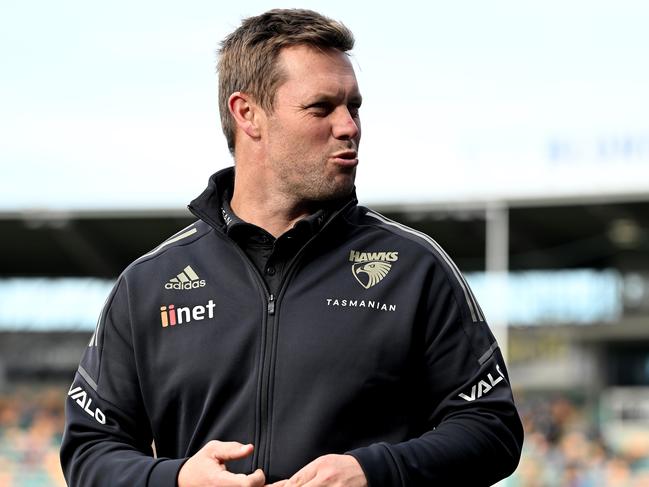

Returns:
160,300,215,327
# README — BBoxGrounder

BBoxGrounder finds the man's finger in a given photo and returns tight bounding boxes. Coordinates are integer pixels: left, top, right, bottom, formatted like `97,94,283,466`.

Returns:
265,481,288,487
284,463,318,486
206,440,255,462
247,468,266,486
215,468,266,487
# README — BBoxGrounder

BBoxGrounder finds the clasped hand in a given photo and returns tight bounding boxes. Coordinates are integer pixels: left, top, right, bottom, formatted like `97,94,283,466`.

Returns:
177,440,367,487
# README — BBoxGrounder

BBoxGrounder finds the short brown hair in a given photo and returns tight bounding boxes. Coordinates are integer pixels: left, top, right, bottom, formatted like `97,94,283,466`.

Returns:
217,9,355,154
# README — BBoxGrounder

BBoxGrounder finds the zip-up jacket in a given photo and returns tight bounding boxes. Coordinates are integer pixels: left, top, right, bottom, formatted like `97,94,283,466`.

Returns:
61,167,523,486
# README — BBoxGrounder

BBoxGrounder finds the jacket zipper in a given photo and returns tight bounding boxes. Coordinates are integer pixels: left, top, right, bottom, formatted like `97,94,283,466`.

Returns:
220,240,273,472
188,200,353,476
258,292,276,473
187,205,272,471
255,203,356,474
223,241,273,472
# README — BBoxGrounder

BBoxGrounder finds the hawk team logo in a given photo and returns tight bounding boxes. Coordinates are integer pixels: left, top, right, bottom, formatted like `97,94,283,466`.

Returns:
349,250,399,289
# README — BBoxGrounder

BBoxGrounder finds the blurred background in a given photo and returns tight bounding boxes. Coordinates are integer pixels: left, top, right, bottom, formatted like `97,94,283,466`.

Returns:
2,1,649,485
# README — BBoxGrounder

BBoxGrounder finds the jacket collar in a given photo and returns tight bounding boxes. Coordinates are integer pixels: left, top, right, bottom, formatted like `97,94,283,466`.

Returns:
188,166,358,234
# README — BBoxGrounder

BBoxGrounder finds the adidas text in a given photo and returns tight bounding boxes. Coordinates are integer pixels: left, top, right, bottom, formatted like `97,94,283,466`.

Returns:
165,280,206,290
165,265,206,291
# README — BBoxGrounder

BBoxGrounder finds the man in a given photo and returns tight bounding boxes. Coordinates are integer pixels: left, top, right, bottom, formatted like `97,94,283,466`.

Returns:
61,9,523,487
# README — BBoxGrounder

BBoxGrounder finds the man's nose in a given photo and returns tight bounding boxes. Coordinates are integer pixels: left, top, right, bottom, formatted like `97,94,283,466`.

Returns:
332,107,360,140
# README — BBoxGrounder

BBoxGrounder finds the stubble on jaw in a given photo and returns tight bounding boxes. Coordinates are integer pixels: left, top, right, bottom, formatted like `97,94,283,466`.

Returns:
271,153,357,204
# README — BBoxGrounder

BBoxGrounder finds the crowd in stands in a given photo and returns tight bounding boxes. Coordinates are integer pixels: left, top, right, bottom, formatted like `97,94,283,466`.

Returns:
0,387,66,487
1,387,649,486
509,393,649,487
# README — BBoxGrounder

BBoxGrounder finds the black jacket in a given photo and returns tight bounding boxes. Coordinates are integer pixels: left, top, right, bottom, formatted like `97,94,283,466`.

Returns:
61,167,523,486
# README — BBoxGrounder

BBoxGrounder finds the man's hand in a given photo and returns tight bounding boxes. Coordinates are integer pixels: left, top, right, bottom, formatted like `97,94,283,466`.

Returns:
177,440,265,487
266,454,367,487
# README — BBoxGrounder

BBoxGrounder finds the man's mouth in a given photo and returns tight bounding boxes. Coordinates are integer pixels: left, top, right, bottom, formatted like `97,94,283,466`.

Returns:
331,150,358,166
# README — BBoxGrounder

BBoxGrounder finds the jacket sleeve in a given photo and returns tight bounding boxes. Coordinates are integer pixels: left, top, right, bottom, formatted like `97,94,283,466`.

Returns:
348,269,524,486
60,276,187,487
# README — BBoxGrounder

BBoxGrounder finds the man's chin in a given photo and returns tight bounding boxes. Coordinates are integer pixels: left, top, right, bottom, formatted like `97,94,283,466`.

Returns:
314,181,355,203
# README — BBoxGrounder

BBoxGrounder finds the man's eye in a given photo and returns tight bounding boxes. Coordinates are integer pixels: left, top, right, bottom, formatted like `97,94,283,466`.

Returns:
309,103,333,115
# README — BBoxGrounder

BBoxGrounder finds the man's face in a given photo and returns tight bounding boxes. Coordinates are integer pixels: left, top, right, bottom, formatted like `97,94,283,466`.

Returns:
262,45,362,203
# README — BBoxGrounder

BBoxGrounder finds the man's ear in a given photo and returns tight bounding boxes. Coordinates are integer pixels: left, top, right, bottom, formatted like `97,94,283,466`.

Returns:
228,92,262,141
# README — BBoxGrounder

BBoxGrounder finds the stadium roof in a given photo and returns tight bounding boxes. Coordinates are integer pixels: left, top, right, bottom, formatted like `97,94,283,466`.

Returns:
2,197,648,277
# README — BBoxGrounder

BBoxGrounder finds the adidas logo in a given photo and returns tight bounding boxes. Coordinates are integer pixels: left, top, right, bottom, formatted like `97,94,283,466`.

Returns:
165,265,206,290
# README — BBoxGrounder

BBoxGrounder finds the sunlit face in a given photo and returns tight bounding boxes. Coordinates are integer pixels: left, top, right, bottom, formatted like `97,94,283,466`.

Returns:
262,45,362,203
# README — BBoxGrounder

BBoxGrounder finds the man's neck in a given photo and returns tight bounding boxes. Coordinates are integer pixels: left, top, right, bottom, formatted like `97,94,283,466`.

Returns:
229,181,316,238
